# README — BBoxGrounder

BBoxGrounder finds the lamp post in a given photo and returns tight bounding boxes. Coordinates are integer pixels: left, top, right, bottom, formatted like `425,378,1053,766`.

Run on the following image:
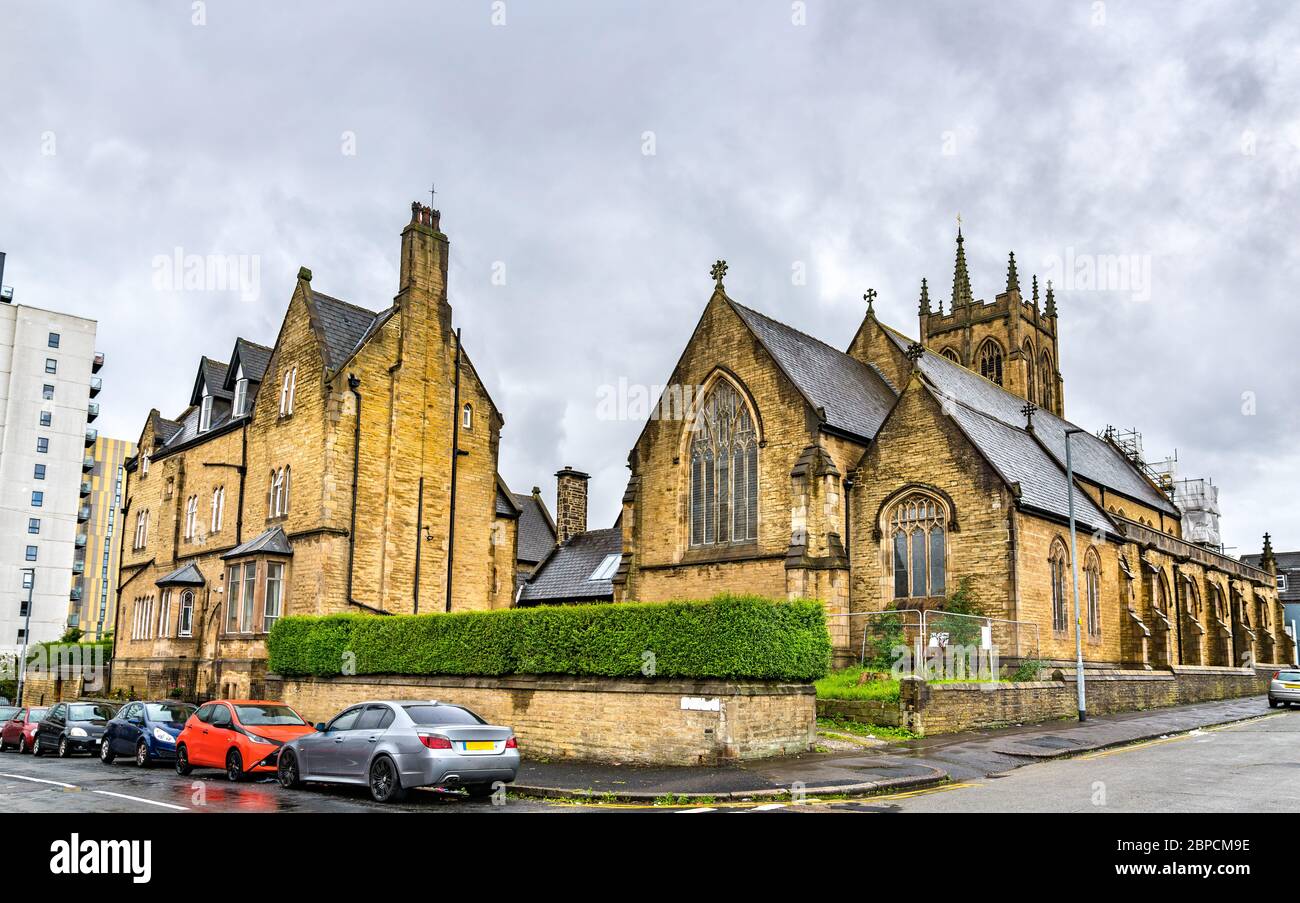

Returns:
1064,428,1087,721
16,568,35,706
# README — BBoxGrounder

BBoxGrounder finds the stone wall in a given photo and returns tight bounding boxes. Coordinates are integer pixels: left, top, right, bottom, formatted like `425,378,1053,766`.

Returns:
264,672,816,766
894,665,1273,736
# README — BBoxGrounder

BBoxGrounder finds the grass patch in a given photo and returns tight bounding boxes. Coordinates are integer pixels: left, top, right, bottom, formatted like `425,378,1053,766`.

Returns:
815,667,901,701
817,715,917,741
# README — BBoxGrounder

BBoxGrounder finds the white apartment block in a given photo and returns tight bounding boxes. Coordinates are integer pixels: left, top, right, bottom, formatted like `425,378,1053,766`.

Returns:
0,253,102,654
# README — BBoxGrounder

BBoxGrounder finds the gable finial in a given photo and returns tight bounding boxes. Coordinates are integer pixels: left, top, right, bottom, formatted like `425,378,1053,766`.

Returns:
864,287,877,316
710,259,728,290
905,341,924,362
1045,278,1057,317
1006,251,1020,294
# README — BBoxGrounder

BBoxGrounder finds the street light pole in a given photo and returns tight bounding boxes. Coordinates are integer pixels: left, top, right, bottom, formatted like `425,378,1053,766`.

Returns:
16,568,35,706
1064,428,1087,721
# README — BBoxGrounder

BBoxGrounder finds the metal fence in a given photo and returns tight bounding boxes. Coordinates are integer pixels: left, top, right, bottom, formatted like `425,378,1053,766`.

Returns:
828,609,1039,676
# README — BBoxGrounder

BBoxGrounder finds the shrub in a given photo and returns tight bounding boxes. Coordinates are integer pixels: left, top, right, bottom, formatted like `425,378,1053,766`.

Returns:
268,594,831,681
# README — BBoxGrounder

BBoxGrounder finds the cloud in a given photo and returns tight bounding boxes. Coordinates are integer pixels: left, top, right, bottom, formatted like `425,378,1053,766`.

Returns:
1,0,1296,556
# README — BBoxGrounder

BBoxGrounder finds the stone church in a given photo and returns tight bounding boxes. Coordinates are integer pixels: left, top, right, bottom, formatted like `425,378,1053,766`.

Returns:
611,229,1293,670
111,203,530,699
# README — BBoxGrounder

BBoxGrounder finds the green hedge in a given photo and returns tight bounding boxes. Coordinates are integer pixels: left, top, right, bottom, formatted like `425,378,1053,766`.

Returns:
267,594,831,681
25,640,113,665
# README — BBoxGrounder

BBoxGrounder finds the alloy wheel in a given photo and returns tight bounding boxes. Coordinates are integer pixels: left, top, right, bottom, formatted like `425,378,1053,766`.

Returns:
136,740,150,768
226,749,244,782
57,737,69,758
278,752,299,788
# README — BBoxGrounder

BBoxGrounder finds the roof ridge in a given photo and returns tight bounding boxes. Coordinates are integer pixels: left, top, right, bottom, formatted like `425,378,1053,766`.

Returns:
729,299,864,364
236,337,273,352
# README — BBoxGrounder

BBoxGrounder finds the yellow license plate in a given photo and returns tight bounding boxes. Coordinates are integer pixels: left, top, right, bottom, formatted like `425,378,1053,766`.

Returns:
464,741,494,751
1285,683,1300,689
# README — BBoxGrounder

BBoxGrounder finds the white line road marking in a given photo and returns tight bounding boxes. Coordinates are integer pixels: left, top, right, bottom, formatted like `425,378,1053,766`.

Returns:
749,803,786,811
92,790,189,811
0,773,77,788
1,772,189,810
676,807,716,813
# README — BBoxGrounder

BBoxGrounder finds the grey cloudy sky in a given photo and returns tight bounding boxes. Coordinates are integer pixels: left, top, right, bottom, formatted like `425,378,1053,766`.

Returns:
3,0,1297,557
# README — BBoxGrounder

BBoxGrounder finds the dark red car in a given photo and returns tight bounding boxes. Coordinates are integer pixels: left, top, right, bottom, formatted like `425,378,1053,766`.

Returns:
0,706,49,754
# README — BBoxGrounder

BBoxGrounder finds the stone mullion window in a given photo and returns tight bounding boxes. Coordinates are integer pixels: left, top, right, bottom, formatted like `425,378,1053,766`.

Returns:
1050,542,1070,634
977,338,1004,386
889,494,947,600
689,380,758,548
1085,552,1101,639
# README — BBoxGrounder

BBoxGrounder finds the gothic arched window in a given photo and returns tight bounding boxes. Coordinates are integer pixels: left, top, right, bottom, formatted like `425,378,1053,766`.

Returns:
1023,341,1036,404
977,338,1004,385
1050,540,1070,633
941,347,960,364
689,380,758,546
1039,351,1054,410
888,493,947,599
1084,549,1101,638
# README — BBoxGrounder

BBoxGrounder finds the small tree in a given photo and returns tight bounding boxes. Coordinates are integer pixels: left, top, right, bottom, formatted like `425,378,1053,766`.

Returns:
928,576,985,649
59,626,84,644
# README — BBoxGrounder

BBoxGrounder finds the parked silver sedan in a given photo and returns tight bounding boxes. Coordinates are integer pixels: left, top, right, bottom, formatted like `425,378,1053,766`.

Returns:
276,700,519,802
1268,669,1300,708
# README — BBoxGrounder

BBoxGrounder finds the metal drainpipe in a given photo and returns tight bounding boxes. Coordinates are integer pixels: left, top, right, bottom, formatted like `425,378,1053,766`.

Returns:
347,374,362,608
446,329,462,613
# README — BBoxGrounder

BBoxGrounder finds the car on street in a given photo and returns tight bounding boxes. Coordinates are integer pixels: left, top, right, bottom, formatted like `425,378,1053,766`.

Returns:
0,706,49,753
175,699,315,781
33,700,121,757
101,700,197,767
277,700,519,803
1268,669,1300,708
0,705,21,730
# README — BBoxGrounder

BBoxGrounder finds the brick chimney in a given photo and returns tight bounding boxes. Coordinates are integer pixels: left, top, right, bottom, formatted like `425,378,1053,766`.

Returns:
555,467,590,545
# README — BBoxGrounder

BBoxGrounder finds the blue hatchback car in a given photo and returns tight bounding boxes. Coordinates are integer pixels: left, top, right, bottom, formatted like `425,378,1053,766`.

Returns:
100,700,197,767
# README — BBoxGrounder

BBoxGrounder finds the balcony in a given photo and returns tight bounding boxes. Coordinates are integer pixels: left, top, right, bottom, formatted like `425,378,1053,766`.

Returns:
1,286,12,302
87,401,99,422
83,454,94,472
69,586,82,602
77,505,90,523
92,352,104,373
80,479,92,497
84,427,97,446
75,533,87,548
89,376,102,397
72,559,85,575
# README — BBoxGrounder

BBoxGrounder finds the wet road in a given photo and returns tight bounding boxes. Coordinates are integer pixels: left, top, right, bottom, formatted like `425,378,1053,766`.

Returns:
0,748,568,813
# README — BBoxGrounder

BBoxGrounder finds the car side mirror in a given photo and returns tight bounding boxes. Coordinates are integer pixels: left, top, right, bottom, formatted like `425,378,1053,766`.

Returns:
315,722,326,732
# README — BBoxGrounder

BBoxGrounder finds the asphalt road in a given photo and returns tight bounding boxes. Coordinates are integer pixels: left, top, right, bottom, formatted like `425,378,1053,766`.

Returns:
3,710,1295,814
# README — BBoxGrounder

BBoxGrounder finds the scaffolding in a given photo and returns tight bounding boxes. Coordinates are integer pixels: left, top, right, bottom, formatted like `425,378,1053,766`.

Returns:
1173,476,1222,549
1099,425,1177,493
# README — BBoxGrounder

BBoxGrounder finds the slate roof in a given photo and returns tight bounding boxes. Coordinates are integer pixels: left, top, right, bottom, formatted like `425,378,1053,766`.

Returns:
156,562,206,587
221,526,293,559
226,338,273,386
309,291,395,372
154,413,182,445
495,485,519,518
518,528,622,604
512,492,557,564
1243,551,1300,602
729,300,896,441
194,357,233,403
161,400,233,449
944,397,1112,533
881,327,1179,516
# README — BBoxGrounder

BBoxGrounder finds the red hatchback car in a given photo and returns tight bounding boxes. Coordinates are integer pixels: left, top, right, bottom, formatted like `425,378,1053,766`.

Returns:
0,706,49,754
175,700,315,781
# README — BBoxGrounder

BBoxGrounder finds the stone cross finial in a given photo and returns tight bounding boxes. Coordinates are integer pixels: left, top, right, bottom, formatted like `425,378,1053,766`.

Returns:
710,259,728,289
864,288,877,316
1021,402,1038,429
905,341,924,362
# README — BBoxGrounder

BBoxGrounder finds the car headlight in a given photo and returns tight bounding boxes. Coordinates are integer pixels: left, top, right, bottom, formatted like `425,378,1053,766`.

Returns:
153,727,175,744
246,732,274,744
69,727,87,738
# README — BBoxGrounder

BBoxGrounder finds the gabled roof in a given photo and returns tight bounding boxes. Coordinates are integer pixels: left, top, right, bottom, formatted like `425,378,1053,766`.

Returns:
307,290,396,373
518,528,622,604
221,526,293,559
190,357,233,406
511,491,558,564
156,562,206,587
495,482,521,518
150,410,182,446
879,325,1179,516
940,392,1112,533
224,338,273,389
729,300,896,442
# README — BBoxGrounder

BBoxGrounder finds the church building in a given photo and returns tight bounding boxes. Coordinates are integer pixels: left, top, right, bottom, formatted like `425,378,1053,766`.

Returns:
612,229,1293,670
111,203,525,700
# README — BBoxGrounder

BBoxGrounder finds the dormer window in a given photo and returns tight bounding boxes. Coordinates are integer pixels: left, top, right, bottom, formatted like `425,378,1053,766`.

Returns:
199,392,213,432
232,366,249,417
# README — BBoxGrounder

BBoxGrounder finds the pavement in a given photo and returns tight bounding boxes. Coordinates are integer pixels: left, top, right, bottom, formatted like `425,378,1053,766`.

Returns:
511,695,1282,801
